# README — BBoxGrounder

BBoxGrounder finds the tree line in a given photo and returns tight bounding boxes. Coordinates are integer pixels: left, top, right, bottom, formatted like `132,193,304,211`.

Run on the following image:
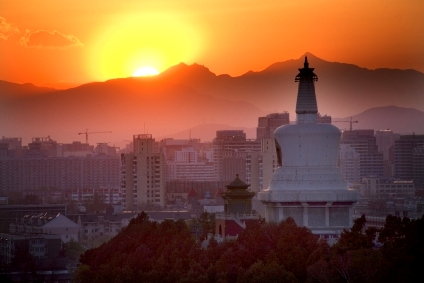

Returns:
73,213,424,283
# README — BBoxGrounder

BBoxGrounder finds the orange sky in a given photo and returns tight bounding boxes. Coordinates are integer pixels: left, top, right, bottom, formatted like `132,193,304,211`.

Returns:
1,0,423,87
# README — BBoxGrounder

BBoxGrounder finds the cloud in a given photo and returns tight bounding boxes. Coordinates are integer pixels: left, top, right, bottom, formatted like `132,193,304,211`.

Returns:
0,17,20,40
20,30,83,49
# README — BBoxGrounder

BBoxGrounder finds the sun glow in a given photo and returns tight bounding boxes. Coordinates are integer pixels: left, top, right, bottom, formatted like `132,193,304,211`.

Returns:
90,13,202,81
132,66,159,77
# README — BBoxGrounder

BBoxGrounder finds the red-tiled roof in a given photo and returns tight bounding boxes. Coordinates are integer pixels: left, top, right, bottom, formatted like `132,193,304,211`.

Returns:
187,188,198,197
224,219,244,237
215,188,224,197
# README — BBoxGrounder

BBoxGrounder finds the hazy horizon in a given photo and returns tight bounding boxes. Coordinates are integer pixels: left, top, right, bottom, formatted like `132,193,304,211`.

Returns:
1,1,424,147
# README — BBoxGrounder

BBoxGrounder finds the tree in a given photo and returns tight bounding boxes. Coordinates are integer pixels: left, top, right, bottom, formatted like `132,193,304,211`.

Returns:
308,215,385,283
73,212,424,283
238,260,298,283
63,239,86,261
198,212,216,239
377,215,424,283
335,214,377,251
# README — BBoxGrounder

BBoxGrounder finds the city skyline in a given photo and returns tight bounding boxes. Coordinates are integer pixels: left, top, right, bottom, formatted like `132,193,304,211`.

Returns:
1,1,423,87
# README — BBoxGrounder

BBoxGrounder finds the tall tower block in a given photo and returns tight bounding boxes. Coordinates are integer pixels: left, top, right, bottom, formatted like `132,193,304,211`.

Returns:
258,57,358,242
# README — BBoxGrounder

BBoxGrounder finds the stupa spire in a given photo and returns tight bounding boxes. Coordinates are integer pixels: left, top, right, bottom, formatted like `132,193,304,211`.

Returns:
295,56,318,122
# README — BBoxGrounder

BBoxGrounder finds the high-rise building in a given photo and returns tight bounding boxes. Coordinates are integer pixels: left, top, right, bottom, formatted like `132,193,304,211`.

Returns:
339,130,384,182
412,146,424,190
359,177,414,199
121,134,165,211
95,143,119,156
317,113,332,124
258,57,358,242
166,161,215,181
212,130,260,183
394,134,424,186
375,129,400,178
0,137,22,157
165,147,215,181
24,136,59,157
60,141,95,157
339,144,360,184
0,155,120,190
375,130,400,161
256,113,290,140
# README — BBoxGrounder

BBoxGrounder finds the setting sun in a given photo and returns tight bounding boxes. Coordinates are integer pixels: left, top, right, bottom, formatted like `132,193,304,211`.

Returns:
132,66,160,77
88,12,202,81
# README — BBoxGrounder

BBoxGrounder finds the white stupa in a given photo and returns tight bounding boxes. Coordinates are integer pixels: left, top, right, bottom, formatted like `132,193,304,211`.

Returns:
258,57,359,241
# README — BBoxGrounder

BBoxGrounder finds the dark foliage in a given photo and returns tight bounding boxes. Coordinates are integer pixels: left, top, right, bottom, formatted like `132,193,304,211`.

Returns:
73,213,424,283
307,214,424,283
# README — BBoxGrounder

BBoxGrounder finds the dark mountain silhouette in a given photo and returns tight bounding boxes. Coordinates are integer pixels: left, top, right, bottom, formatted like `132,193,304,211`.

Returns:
1,53,423,144
155,53,424,118
0,80,55,99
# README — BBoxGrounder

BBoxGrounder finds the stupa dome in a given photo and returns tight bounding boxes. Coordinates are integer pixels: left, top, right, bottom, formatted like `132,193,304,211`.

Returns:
258,57,358,242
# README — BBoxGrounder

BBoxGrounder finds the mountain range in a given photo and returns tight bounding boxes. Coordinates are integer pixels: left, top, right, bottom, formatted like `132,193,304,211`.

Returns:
1,53,423,146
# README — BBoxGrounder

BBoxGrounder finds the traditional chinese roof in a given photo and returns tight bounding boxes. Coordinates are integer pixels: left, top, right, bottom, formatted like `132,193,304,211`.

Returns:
187,188,198,198
222,174,255,203
215,188,224,197
225,174,249,190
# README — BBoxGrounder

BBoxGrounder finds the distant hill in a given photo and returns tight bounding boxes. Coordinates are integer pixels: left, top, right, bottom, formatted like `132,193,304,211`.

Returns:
334,106,424,134
0,78,264,145
1,53,423,145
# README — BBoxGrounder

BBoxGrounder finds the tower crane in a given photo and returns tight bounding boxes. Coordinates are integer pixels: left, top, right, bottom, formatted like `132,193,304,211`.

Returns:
78,129,112,144
334,117,358,131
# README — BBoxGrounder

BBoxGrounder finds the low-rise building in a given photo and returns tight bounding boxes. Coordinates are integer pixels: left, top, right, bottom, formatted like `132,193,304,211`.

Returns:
9,212,79,243
71,187,122,205
73,212,137,247
0,204,67,233
0,233,62,265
